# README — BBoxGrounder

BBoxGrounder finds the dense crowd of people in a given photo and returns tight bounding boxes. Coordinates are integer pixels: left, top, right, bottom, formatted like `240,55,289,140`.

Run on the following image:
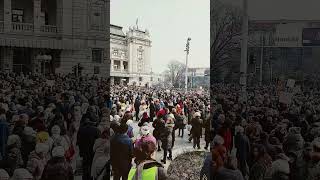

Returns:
109,85,211,180
5,71,320,180
201,84,320,180
0,72,212,180
0,73,110,180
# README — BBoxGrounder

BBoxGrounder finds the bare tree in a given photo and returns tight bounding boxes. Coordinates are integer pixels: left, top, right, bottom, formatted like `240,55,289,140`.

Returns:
164,60,186,88
210,0,242,74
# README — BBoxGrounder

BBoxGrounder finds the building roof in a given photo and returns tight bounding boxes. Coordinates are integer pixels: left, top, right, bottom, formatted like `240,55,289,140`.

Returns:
110,24,126,37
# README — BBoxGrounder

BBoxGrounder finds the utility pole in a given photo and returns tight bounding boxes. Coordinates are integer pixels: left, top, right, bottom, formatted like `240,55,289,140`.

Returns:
185,37,191,93
240,0,248,102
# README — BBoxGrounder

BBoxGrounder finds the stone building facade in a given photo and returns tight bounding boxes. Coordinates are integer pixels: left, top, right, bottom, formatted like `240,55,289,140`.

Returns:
0,0,109,77
110,24,158,87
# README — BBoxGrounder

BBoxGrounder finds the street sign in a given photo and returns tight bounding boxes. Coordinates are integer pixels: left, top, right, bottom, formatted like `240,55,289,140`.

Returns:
286,79,295,88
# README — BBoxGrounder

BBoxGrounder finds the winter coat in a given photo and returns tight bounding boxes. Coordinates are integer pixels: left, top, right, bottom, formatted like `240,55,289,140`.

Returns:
41,157,74,180
174,114,185,129
91,138,109,177
110,134,133,171
26,151,46,180
191,117,203,137
271,158,290,180
0,119,9,159
200,153,213,180
21,135,36,167
77,124,100,160
152,118,165,140
160,125,174,150
0,146,23,176
235,133,250,174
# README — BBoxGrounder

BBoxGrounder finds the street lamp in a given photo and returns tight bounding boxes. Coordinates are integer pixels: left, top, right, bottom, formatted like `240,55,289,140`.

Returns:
185,37,191,93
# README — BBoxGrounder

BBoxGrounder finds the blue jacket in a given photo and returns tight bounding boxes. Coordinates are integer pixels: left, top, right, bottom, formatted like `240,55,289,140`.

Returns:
110,134,133,170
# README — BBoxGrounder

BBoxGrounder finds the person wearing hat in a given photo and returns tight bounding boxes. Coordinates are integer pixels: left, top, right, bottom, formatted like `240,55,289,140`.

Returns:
26,143,49,180
77,117,100,180
160,116,175,164
152,112,166,151
135,125,157,150
138,112,150,127
129,141,167,180
21,126,36,167
234,126,250,178
0,135,23,176
91,129,110,180
191,112,203,149
110,123,133,180
41,146,74,180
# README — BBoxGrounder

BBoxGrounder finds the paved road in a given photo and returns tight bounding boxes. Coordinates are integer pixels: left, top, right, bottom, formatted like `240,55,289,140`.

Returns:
75,121,208,180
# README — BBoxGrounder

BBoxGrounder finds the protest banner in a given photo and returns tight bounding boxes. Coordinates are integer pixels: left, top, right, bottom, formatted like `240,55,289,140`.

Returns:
286,79,295,88
279,91,293,104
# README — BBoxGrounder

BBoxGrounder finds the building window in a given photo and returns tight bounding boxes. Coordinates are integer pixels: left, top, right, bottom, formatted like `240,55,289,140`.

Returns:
12,9,24,23
123,61,128,70
114,60,120,70
137,46,143,59
113,50,119,56
151,77,153,81
94,66,100,74
139,77,143,82
92,49,102,63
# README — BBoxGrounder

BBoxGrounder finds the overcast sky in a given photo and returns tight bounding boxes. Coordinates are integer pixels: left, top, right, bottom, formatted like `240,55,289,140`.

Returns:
223,0,320,20
111,0,210,73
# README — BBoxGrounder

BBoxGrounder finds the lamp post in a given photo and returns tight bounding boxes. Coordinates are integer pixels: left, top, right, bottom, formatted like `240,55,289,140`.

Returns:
185,37,191,93
240,0,248,102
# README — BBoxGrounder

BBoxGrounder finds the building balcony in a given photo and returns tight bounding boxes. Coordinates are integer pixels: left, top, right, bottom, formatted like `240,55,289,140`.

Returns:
12,22,34,32
40,25,58,33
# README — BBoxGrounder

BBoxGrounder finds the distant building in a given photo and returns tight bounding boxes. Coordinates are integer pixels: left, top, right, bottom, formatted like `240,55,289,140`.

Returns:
219,19,320,84
110,24,155,87
188,67,210,88
0,0,109,76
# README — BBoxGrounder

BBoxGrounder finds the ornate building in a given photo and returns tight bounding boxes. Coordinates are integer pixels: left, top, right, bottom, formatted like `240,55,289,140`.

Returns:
110,24,159,87
0,0,109,76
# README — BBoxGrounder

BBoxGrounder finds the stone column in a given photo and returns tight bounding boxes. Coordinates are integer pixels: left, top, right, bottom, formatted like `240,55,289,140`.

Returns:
34,0,41,33
120,60,123,71
3,0,11,32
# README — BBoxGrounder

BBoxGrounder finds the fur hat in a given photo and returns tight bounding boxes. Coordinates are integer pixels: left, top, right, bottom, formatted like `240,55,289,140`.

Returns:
213,135,224,145
7,135,21,148
140,125,150,135
194,112,201,117
35,143,49,154
23,127,36,137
